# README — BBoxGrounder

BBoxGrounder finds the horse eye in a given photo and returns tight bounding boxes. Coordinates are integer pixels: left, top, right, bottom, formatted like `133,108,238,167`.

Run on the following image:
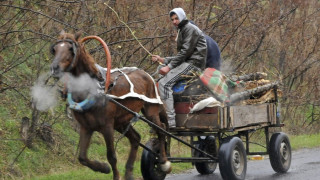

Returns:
69,47,74,54
50,45,55,54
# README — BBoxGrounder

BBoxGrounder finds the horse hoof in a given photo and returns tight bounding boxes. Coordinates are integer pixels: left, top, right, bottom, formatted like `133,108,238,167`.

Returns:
94,161,111,174
101,163,111,174
124,173,134,180
160,161,172,173
124,176,134,180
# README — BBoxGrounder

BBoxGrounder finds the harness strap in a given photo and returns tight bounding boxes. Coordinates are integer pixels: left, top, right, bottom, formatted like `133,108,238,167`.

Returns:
115,111,141,149
107,68,163,104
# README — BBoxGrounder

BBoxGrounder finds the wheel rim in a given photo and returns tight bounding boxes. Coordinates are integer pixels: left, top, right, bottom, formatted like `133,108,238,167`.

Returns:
280,140,290,166
142,139,167,179
232,147,245,175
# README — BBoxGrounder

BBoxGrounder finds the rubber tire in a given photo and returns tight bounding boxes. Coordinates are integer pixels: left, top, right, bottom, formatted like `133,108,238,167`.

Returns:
219,137,247,180
269,132,292,173
141,138,167,180
194,136,218,174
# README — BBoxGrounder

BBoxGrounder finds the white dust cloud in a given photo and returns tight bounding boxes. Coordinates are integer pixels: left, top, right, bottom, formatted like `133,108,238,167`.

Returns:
31,73,58,111
31,73,100,111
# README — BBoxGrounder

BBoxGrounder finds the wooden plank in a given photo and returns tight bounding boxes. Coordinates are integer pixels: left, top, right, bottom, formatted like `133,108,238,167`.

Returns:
230,104,270,128
270,104,277,124
223,107,228,129
233,122,270,132
174,103,277,130
229,107,234,128
175,113,221,129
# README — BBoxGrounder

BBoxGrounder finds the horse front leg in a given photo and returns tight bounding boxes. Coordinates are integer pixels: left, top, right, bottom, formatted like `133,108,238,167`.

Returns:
121,126,141,180
101,125,120,180
78,126,111,174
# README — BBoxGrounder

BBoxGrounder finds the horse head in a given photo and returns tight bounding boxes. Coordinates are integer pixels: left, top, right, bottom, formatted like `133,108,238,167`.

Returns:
50,30,82,77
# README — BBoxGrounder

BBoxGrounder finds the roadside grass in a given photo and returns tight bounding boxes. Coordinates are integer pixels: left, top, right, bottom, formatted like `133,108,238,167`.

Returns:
289,133,320,150
247,132,320,156
31,123,193,180
33,160,192,180
1,108,319,180
32,132,320,180
4,130,320,180
0,119,191,180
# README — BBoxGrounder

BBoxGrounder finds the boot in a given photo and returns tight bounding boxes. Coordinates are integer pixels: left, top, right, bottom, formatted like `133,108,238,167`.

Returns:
168,120,176,128
162,98,176,128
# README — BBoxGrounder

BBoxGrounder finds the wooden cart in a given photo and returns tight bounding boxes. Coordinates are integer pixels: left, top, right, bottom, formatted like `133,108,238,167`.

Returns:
140,90,292,180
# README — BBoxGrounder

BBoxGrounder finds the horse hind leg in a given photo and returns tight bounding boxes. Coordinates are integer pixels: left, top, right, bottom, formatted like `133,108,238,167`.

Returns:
78,126,111,174
142,104,172,173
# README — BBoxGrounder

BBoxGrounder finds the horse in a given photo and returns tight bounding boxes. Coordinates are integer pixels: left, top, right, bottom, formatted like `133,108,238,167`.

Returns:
50,30,171,180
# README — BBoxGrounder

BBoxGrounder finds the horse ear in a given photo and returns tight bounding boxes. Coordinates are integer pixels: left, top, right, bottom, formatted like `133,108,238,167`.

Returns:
60,30,65,35
75,31,82,41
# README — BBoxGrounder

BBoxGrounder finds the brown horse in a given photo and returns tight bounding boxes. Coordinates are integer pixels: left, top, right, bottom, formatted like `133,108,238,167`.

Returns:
50,30,171,180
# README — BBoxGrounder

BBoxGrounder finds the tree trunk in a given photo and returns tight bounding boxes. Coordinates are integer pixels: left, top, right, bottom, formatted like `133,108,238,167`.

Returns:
230,81,279,104
230,72,267,82
20,117,29,145
26,107,40,148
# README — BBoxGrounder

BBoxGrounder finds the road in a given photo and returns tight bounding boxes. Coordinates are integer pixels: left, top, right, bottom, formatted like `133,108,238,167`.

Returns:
166,147,320,180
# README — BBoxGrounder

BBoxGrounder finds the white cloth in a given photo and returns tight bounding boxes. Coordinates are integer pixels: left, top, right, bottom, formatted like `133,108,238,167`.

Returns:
190,97,221,113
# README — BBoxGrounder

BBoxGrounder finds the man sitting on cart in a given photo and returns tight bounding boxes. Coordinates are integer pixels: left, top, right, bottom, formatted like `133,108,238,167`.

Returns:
152,7,207,128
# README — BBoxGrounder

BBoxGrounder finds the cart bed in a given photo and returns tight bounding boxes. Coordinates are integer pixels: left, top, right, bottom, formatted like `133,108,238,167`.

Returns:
174,103,277,131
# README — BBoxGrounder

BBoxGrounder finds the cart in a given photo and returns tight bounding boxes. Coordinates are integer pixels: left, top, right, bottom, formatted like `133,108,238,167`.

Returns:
139,86,292,180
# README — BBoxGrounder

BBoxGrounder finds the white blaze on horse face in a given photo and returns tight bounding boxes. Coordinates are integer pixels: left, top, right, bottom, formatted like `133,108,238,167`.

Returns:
60,43,65,47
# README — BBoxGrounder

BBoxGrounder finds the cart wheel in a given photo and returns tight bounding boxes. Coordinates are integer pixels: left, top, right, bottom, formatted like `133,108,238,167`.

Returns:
141,138,167,180
194,136,217,174
219,137,247,180
269,132,292,173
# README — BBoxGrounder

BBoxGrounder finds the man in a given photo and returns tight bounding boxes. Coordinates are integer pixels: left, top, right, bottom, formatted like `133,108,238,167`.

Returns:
204,35,221,70
152,7,207,127
189,20,221,70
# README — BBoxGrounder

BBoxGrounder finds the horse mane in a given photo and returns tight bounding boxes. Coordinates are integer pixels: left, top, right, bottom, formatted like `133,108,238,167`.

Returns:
58,32,100,77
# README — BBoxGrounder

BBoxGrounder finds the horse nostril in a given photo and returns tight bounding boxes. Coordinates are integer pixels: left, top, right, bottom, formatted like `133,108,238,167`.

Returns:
50,65,59,75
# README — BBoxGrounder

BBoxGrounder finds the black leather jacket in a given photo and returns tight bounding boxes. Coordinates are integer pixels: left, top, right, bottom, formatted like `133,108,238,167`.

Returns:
164,20,207,70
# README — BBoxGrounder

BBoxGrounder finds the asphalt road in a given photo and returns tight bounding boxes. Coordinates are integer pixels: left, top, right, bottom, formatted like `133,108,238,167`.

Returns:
166,147,320,180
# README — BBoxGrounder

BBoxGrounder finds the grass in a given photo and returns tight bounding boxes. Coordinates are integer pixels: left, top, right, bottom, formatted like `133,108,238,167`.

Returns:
1,98,319,180
246,131,320,153
289,133,320,150
33,168,112,180
28,133,320,180
0,115,193,180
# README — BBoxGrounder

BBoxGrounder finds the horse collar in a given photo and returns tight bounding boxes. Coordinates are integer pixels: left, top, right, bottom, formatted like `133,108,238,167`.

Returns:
67,92,97,112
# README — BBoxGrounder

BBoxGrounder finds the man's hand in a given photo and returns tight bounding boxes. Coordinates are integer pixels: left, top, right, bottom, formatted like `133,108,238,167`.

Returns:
159,66,170,75
151,55,164,64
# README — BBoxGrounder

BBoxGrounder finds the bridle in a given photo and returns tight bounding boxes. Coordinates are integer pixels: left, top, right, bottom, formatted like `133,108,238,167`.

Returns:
50,39,79,72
